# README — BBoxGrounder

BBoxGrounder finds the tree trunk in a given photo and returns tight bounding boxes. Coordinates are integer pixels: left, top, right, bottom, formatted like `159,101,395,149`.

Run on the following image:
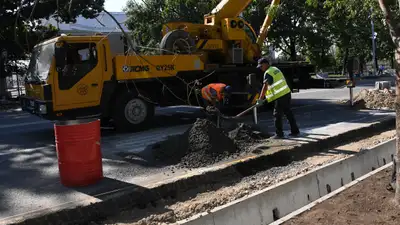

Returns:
0,78,6,98
289,37,296,61
359,56,365,75
392,53,395,69
342,48,349,75
394,48,400,204
378,0,400,204
375,45,379,73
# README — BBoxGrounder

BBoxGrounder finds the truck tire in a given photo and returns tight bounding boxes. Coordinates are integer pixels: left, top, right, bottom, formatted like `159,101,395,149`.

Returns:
160,29,196,55
113,92,155,132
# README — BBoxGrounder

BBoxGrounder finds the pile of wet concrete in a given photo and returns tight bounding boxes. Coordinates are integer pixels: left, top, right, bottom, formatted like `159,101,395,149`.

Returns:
153,118,270,168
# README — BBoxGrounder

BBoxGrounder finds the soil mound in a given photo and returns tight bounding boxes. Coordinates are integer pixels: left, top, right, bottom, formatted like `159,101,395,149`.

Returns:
188,118,237,154
353,89,395,110
154,119,269,168
228,123,270,149
339,88,395,110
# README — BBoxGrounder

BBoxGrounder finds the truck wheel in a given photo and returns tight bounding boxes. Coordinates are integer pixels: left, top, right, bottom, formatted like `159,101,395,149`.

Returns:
113,92,155,132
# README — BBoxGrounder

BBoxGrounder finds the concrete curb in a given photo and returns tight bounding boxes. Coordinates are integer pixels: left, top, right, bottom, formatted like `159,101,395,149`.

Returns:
270,162,393,225
178,138,395,225
4,116,395,225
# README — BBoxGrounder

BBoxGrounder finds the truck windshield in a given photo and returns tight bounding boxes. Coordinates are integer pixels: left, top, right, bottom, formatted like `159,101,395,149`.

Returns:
26,42,55,83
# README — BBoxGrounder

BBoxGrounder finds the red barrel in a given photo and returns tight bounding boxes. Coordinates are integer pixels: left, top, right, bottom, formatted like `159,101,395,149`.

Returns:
54,119,103,187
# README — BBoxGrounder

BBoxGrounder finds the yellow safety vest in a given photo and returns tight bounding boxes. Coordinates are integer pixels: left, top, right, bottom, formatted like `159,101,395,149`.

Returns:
265,66,291,102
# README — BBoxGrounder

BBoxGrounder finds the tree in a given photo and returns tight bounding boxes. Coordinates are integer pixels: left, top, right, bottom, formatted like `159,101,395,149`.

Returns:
307,0,395,73
299,1,334,70
0,0,105,60
0,0,105,96
266,0,317,61
377,0,400,204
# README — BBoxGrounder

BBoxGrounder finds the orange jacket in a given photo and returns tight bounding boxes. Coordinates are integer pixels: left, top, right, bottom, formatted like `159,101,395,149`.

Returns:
201,83,227,102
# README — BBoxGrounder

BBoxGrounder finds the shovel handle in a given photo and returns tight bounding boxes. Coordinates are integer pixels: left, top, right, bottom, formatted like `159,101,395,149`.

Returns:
235,104,258,118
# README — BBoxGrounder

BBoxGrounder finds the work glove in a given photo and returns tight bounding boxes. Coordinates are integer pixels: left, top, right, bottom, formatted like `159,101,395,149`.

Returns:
256,99,265,106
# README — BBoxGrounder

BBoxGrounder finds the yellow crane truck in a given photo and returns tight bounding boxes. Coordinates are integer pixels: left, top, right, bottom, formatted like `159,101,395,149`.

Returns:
20,0,314,131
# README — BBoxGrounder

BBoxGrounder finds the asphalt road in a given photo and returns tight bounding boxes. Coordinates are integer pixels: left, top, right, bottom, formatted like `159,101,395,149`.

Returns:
0,76,395,221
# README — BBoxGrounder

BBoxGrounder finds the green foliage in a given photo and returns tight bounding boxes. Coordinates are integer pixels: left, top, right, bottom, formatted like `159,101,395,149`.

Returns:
241,1,269,35
123,0,399,70
266,0,308,60
0,0,105,64
308,0,398,69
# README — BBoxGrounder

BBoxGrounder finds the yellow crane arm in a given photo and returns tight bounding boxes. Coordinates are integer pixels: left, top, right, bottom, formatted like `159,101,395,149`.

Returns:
256,0,281,46
209,0,282,47
209,0,253,22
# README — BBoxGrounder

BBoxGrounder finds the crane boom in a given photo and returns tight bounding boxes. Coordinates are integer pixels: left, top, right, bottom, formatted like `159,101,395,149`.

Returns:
209,0,253,22
209,0,282,48
256,0,281,46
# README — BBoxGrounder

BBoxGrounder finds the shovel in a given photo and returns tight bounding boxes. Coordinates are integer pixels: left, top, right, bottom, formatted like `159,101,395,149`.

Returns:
234,99,266,118
203,106,238,128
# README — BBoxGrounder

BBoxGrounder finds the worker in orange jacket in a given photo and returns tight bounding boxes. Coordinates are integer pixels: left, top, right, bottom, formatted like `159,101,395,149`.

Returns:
200,83,232,127
201,83,232,109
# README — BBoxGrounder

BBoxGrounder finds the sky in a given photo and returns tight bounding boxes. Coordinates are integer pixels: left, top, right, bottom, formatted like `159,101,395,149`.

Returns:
104,0,128,12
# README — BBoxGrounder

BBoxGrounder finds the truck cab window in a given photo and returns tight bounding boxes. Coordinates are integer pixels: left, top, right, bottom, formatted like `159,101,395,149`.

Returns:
59,43,98,90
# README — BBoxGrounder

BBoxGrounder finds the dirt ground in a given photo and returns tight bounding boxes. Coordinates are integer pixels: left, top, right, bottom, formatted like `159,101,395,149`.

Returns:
284,168,399,225
100,129,396,225
339,88,395,110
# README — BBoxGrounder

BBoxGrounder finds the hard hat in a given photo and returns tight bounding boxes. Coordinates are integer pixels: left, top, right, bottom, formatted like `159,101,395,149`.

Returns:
224,85,232,93
257,57,269,68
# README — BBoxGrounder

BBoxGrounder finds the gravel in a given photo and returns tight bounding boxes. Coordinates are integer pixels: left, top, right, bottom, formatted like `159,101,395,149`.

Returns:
103,160,314,225
228,123,270,150
153,118,269,169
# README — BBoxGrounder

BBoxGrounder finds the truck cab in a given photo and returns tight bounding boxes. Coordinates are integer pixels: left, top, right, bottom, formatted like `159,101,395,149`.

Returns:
20,33,205,131
21,35,115,121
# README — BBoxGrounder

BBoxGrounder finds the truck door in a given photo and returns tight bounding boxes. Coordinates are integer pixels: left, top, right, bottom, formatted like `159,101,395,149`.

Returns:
53,42,103,111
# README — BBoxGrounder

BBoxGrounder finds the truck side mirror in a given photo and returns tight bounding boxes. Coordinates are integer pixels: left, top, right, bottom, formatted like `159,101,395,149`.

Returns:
54,41,67,71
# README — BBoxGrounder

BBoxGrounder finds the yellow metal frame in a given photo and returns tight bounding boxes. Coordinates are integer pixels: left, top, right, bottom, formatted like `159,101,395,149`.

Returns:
114,54,204,81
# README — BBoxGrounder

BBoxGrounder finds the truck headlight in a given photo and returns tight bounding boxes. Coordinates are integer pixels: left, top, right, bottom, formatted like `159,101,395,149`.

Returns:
39,104,47,114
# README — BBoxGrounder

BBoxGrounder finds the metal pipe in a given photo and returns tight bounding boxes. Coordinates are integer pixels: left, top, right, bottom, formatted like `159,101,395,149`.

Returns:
253,107,258,124
350,88,354,107
370,7,377,76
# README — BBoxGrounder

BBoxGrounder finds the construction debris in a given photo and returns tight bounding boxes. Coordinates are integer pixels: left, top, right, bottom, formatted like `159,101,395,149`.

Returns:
153,118,269,168
341,88,395,110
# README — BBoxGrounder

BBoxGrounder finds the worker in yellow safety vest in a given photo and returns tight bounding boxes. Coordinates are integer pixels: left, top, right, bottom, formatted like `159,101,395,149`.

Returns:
256,57,300,139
